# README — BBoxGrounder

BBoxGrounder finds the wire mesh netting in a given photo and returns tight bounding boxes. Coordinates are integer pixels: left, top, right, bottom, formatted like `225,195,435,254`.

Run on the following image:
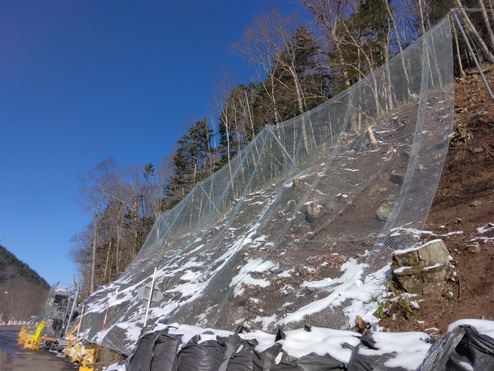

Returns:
80,17,454,355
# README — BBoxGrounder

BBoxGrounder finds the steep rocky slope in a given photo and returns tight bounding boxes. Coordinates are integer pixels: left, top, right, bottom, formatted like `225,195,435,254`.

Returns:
380,67,494,337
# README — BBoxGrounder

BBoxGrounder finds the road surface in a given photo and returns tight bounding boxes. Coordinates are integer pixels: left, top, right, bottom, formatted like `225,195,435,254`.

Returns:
0,326,77,371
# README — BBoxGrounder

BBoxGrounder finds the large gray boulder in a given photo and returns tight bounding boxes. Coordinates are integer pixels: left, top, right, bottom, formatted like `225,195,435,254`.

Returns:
376,195,396,221
392,239,450,296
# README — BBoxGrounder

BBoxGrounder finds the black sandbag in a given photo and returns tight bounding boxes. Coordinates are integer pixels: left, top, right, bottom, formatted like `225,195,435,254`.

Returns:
421,324,494,371
228,339,262,371
259,343,344,371
150,330,182,371
220,335,262,371
217,334,242,371
177,334,226,371
297,352,345,370
127,327,162,371
259,343,301,370
346,331,403,371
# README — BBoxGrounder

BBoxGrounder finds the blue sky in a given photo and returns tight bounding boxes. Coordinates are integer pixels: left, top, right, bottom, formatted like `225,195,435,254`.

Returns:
0,0,303,288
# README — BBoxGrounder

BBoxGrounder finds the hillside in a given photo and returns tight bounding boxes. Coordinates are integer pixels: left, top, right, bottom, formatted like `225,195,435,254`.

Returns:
98,68,494,370
0,245,50,322
78,18,459,357
379,67,494,336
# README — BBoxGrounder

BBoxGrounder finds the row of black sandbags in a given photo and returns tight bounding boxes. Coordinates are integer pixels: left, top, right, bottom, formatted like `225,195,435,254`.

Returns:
126,324,494,371
125,326,345,371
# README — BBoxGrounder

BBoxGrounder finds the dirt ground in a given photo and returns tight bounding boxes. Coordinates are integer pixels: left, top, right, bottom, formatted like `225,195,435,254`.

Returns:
379,68,494,338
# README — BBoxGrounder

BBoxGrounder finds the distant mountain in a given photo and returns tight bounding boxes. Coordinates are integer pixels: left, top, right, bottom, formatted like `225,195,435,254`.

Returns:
0,244,50,322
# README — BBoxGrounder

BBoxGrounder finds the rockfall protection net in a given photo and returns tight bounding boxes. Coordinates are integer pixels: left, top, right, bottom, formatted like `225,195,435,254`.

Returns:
80,17,454,355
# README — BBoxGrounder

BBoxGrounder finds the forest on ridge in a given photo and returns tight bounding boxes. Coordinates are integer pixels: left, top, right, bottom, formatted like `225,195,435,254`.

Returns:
0,245,49,322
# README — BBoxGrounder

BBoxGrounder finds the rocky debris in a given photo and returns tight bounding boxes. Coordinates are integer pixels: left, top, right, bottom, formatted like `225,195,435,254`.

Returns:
376,195,396,221
449,125,472,147
304,202,320,224
292,178,303,189
389,173,404,185
391,239,450,296
355,315,371,334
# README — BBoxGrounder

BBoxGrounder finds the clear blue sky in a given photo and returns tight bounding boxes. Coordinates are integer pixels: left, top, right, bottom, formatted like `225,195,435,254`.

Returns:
0,0,303,288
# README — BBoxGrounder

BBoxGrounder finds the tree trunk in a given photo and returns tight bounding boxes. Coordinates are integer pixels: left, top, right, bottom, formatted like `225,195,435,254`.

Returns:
455,2,494,63
452,17,466,77
133,197,140,257
479,0,494,49
386,0,412,99
90,216,98,294
116,222,122,276
103,238,112,283
304,0,351,88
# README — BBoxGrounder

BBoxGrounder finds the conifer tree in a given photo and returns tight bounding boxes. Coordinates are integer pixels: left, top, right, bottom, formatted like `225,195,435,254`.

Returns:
170,118,214,201
337,0,391,82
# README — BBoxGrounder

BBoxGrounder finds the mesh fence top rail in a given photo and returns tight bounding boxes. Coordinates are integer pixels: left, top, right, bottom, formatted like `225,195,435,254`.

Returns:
80,16,454,355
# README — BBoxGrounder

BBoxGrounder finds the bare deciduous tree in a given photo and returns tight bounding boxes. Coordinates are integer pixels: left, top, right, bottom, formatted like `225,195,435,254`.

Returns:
233,9,314,151
77,157,117,294
304,0,354,89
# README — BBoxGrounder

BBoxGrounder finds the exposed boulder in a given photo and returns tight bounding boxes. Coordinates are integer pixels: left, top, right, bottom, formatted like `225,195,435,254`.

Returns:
392,239,450,296
304,202,320,224
292,177,303,189
376,195,396,221
389,173,404,185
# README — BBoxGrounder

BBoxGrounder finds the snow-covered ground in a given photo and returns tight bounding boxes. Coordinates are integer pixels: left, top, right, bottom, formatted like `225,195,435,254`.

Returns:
102,318,494,370
82,221,494,370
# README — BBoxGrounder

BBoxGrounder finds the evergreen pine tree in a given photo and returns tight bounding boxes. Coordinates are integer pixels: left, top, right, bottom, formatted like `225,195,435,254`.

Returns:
170,118,214,201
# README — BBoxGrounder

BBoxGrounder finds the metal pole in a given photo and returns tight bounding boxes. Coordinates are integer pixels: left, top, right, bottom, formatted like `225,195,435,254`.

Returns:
98,305,109,347
65,286,79,336
143,267,157,327
95,305,110,364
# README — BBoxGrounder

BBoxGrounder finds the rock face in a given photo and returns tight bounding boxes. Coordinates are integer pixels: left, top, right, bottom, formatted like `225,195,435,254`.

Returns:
392,239,450,296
